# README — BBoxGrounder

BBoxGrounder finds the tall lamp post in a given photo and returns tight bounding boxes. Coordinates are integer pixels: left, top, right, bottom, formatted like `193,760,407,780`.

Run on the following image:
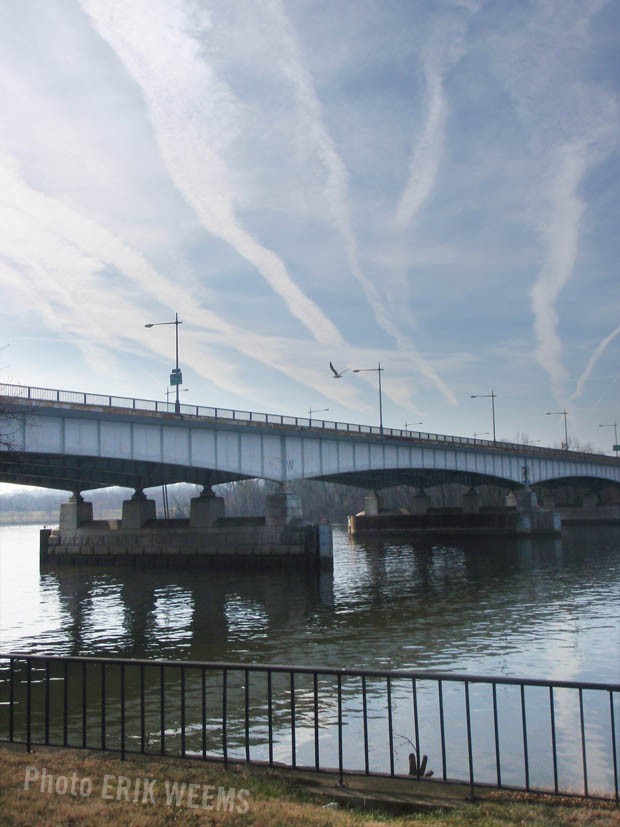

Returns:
471,390,496,443
145,312,183,413
546,409,569,451
353,362,384,434
598,422,619,458
405,421,423,432
309,407,329,419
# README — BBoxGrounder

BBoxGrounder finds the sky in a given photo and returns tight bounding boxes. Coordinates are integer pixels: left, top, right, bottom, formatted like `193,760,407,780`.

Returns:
1,0,620,455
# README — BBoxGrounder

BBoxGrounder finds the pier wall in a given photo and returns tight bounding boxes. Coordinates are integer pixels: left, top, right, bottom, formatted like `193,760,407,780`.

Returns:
41,518,333,568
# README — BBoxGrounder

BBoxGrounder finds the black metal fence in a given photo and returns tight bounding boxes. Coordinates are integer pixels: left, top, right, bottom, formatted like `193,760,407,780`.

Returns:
1,653,618,803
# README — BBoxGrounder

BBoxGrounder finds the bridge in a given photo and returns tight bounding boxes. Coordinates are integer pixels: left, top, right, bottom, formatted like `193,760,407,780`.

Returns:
2,383,620,498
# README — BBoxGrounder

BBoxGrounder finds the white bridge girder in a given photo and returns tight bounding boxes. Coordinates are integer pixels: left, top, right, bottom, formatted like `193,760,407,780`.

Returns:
2,401,620,493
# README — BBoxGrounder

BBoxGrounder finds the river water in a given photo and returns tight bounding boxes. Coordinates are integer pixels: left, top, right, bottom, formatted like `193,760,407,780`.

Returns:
1,523,619,793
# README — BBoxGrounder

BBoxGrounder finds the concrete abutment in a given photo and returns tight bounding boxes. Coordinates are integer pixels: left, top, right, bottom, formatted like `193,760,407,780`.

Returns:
42,488,333,567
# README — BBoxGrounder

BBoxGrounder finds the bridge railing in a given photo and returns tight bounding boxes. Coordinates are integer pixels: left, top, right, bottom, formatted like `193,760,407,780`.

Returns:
0,382,612,463
1,653,618,802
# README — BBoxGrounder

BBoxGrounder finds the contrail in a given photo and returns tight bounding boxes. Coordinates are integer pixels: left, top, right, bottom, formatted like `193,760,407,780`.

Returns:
394,58,446,230
572,324,620,400
262,0,457,404
395,8,476,229
530,143,586,402
81,0,343,347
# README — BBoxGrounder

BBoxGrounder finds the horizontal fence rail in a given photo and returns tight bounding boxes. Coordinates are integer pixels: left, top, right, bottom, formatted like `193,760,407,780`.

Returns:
0,382,616,464
1,653,618,803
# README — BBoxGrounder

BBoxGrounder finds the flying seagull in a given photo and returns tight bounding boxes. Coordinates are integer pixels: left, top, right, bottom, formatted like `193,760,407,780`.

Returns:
330,362,350,378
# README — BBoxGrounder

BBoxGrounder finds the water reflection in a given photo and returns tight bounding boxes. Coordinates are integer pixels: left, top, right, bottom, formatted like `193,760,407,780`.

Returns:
0,525,619,685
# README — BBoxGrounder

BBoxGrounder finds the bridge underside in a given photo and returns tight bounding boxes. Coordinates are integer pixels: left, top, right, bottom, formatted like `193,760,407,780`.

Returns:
313,468,524,491
3,451,620,498
0,452,251,493
531,476,620,494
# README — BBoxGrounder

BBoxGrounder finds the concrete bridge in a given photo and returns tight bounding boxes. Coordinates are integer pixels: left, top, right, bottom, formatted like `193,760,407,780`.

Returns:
2,383,620,501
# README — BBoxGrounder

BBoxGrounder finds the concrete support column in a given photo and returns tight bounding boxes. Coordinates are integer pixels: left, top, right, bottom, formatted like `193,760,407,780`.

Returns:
190,486,225,527
266,489,303,525
59,492,93,531
507,488,538,513
122,489,156,529
412,489,431,514
462,487,481,514
541,491,556,510
363,493,379,516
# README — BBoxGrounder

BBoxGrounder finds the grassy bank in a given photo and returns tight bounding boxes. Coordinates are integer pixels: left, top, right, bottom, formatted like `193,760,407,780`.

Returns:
1,745,619,825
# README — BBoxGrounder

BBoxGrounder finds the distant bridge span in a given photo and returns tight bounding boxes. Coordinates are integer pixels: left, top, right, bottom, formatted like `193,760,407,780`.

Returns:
1,384,620,495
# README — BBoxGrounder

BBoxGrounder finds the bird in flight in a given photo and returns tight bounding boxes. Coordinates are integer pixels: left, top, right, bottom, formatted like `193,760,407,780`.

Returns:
330,362,350,378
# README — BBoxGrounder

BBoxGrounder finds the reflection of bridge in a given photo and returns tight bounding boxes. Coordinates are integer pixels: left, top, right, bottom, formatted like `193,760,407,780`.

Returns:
2,383,620,496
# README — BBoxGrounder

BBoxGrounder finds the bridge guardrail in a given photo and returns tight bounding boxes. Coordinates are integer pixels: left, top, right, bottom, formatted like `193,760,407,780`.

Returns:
0,382,614,464
1,653,618,802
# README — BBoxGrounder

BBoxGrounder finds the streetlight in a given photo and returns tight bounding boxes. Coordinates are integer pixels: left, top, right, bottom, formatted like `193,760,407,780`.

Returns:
309,407,329,419
145,312,183,413
405,421,423,433
473,431,489,439
471,390,496,443
353,362,384,434
166,387,189,412
546,409,569,451
598,422,619,458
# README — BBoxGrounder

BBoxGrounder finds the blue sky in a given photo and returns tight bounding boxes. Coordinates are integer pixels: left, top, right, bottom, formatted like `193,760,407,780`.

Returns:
1,0,620,452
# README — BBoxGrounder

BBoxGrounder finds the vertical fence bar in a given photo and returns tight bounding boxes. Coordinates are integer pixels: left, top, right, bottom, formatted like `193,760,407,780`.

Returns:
101,663,107,751
610,690,618,805
222,668,228,767
245,669,250,763
362,675,369,775
314,672,320,771
387,676,394,776
82,661,87,748
120,663,126,761
26,659,31,753
267,670,273,767
139,664,144,754
202,667,207,760
549,686,558,794
464,681,474,796
579,688,588,797
412,677,420,775
492,682,501,787
9,658,14,743
438,680,447,780
337,673,343,786
290,671,296,768
520,684,530,790
44,660,50,746
160,664,165,756
181,666,186,758
63,661,68,747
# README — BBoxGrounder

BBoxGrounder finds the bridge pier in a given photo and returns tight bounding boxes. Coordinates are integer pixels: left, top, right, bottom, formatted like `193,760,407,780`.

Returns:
59,492,93,531
363,493,380,516
505,488,538,513
121,489,156,529
412,489,431,515
462,487,481,514
266,488,303,525
190,486,225,527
